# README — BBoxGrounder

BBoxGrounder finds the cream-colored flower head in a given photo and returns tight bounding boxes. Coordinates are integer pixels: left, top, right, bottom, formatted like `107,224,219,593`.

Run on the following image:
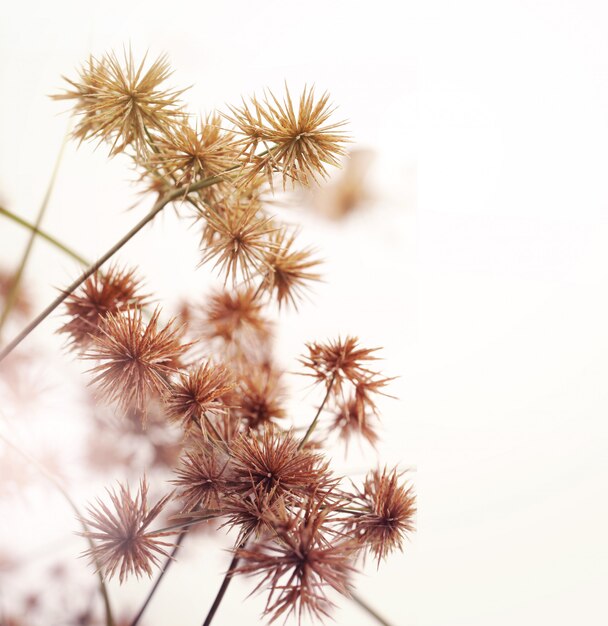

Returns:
53,48,186,157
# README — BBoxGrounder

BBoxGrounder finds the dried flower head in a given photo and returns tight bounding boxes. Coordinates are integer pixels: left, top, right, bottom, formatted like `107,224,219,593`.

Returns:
229,427,329,502
0,269,32,318
86,308,188,416
172,440,228,512
226,85,350,189
331,397,380,448
221,486,290,545
260,229,322,309
350,467,416,563
60,265,147,350
164,361,234,430
300,336,381,393
232,367,286,430
236,494,355,622
53,49,185,156
199,287,272,360
148,113,237,186
200,203,276,284
80,478,173,582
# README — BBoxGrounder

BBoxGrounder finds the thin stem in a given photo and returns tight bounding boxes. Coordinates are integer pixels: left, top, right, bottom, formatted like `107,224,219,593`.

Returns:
130,529,188,626
0,206,88,265
350,591,395,626
201,536,248,626
0,135,68,337
0,433,115,626
152,513,220,535
0,171,224,363
298,371,337,450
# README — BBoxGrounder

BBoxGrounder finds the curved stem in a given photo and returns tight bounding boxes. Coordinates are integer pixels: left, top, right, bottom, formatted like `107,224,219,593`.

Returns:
0,135,68,337
130,528,188,626
201,536,248,626
350,591,395,626
298,371,337,450
0,171,225,363
0,433,115,626
0,206,88,266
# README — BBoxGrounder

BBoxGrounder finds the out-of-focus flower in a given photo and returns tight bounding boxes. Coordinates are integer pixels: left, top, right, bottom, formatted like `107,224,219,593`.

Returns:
231,366,286,430
310,148,375,219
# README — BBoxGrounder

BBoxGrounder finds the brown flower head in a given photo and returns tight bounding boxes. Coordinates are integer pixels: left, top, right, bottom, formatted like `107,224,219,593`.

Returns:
59,265,147,350
80,478,173,583
228,427,330,502
300,336,382,394
164,361,234,430
85,308,188,416
53,49,185,157
236,493,355,623
148,113,237,186
172,440,228,513
221,486,290,545
331,396,380,448
349,467,416,563
200,202,276,284
232,367,286,430
199,288,272,360
0,269,32,319
260,229,322,309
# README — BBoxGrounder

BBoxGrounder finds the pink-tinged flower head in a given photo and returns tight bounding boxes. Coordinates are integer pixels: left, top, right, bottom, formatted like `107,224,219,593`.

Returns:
79,478,173,583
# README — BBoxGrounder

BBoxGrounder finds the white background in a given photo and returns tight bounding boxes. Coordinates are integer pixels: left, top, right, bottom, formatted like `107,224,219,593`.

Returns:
1,1,608,625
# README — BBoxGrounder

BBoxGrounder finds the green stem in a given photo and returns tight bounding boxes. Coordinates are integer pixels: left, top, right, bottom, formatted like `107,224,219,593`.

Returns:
0,136,68,337
0,206,88,266
298,371,337,450
350,591,395,626
0,433,115,626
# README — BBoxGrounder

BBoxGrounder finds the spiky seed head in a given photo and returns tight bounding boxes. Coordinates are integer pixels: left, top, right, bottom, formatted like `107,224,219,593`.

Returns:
59,265,147,350
299,336,382,394
259,229,322,309
350,467,416,563
164,361,234,430
236,493,356,623
85,308,188,417
79,478,173,583
53,49,186,157
225,85,350,189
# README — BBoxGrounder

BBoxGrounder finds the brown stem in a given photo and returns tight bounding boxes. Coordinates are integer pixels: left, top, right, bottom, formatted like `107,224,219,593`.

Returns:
201,536,248,626
130,529,188,626
350,591,395,626
298,371,337,450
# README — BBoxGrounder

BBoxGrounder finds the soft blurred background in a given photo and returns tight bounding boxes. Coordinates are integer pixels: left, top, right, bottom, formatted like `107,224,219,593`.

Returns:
1,0,608,625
